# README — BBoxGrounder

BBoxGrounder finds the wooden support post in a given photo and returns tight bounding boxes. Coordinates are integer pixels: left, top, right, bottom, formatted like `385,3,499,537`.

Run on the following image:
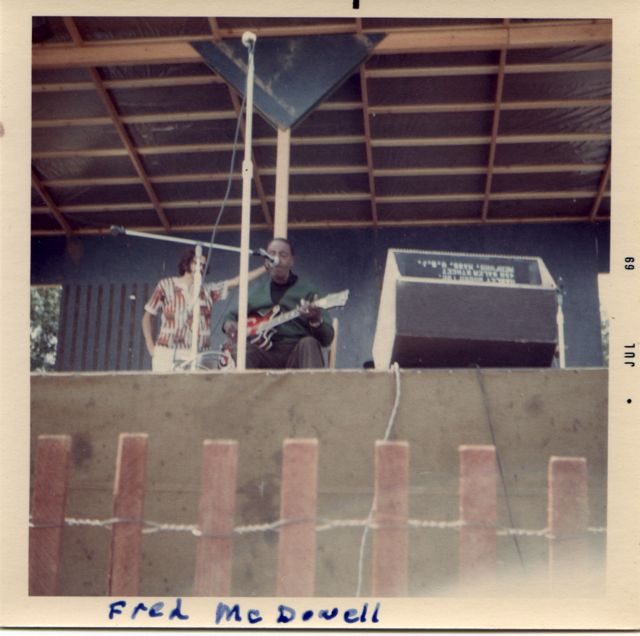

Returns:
193,440,238,596
459,445,497,589
29,435,72,595
273,127,291,238
372,441,409,596
107,433,148,596
548,456,589,593
277,439,318,596
327,317,339,369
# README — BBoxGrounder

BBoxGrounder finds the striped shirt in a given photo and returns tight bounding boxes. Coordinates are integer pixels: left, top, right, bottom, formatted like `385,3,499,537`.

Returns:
145,277,228,351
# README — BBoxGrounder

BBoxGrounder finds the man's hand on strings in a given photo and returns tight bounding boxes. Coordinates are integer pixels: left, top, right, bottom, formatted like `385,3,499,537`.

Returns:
299,296,322,328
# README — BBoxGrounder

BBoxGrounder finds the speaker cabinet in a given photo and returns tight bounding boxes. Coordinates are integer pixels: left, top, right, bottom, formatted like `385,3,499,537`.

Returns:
373,250,559,369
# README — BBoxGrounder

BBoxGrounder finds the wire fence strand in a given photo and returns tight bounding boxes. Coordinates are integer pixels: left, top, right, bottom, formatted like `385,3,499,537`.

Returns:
29,515,607,540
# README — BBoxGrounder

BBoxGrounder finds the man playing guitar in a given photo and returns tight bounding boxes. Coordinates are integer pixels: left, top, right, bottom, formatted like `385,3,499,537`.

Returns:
223,237,335,369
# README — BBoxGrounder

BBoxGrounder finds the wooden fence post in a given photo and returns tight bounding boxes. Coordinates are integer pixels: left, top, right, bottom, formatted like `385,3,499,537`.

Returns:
276,439,318,597
459,445,497,589
548,456,589,593
29,435,72,595
107,433,148,596
193,440,238,596
372,440,409,596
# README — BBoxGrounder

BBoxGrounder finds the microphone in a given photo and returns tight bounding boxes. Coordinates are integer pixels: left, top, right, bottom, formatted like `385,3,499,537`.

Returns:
241,31,257,51
110,225,125,236
257,248,278,266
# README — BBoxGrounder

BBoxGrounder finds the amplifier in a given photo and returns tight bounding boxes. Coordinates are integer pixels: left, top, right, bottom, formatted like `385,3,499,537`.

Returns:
373,249,559,368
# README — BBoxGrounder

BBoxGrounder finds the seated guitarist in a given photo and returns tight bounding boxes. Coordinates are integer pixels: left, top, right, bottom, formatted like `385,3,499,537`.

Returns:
223,237,334,369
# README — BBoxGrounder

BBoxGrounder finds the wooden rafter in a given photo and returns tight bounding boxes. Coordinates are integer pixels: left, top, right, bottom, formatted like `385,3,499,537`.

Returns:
375,163,605,176
32,21,612,69
202,22,357,39
374,21,611,55
368,99,610,116
371,133,609,147
359,62,379,227
31,213,611,238
61,17,171,232
589,151,612,221
366,61,611,79
32,75,225,92
32,188,610,217
40,162,606,190
32,18,603,49
355,14,379,227
32,97,611,132
32,60,611,94
31,170,73,236
481,22,509,222
31,131,610,162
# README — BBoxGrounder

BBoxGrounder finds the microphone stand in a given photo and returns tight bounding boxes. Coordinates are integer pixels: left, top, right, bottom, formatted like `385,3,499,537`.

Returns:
190,244,203,371
236,32,257,371
556,277,566,368
110,225,273,262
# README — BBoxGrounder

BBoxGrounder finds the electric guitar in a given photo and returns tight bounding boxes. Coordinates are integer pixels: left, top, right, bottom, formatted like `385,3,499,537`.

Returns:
245,289,349,350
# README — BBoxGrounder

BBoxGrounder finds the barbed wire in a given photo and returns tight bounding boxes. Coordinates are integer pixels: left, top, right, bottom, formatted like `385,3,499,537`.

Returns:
30,515,607,540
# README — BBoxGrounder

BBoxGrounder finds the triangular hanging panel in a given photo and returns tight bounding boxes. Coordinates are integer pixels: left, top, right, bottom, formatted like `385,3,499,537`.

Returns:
192,32,385,130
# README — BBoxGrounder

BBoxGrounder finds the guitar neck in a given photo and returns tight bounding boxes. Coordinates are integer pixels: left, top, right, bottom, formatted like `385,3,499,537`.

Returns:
251,290,348,335
265,307,302,329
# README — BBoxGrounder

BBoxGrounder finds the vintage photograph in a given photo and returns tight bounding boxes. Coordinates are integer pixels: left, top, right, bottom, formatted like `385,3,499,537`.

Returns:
2,1,638,630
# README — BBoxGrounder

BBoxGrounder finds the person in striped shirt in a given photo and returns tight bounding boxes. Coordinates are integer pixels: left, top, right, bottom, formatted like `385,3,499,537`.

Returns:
142,247,264,372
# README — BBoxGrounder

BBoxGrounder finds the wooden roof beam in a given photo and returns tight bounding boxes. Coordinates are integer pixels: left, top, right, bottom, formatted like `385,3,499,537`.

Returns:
359,63,379,227
32,97,610,131
32,21,612,70
369,99,610,116
481,23,509,222
61,17,171,232
375,20,611,55
40,162,607,189
32,131,609,161
371,132,609,147
33,188,610,215
366,61,611,78
32,59,610,93
31,170,74,236
589,151,612,221
355,12,380,227
31,213,611,238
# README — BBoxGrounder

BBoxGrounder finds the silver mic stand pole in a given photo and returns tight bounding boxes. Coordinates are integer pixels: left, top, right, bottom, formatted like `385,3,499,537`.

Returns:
236,31,257,372
556,278,566,368
190,243,203,371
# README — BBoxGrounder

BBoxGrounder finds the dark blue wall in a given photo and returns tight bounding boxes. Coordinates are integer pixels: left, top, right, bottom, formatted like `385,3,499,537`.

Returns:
31,222,610,369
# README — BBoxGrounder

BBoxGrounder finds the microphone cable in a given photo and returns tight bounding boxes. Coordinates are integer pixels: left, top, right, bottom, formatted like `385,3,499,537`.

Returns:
202,80,254,337
203,86,248,279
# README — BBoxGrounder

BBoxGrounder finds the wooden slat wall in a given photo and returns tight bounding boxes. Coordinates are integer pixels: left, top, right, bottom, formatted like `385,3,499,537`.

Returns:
30,434,600,598
56,282,151,371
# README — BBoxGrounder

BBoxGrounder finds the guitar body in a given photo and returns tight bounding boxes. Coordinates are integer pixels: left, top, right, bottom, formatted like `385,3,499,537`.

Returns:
247,306,280,350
